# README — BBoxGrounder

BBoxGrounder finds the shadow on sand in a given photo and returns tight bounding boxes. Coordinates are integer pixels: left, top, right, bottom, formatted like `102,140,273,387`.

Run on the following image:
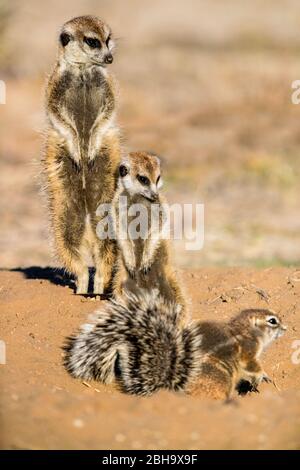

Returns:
6,266,110,299
9,266,75,289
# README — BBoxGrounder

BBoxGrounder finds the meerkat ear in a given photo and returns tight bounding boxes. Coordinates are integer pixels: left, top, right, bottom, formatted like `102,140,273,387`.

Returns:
157,175,163,189
147,153,161,167
60,32,71,47
154,155,161,166
119,164,129,177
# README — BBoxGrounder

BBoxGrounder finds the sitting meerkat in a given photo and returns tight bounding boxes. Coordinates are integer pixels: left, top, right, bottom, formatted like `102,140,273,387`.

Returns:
43,16,120,294
186,309,287,400
65,301,286,400
110,151,186,313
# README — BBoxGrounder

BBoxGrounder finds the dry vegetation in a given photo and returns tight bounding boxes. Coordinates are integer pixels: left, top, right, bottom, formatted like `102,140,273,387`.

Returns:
1,0,300,269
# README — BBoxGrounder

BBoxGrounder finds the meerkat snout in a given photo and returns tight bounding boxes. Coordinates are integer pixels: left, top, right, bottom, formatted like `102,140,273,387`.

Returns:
58,15,115,67
255,312,287,338
104,53,113,64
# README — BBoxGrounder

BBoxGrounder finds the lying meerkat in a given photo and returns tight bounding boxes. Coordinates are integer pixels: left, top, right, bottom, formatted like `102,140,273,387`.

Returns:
64,291,286,399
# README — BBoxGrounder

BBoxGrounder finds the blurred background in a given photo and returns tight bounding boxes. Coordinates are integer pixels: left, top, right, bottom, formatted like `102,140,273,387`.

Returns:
0,0,300,269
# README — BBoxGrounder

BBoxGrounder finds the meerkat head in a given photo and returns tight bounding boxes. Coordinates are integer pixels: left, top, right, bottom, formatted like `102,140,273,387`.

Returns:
231,309,287,348
118,151,163,202
253,311,287,345
58,16,115,67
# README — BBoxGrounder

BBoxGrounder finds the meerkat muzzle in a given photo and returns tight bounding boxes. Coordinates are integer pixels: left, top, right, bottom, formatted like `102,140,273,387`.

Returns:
104,53,113,64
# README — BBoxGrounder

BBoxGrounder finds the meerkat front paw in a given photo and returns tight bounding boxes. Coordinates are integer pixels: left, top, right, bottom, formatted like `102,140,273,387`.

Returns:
261,373,272,384
76,271,89,295
93,277,104,295
255,371,272,385
249,383,260,393
141,265,152,276
70,157,82,174
249,371,271,391
126,266,136,280
87,158,96,171
66,140,81,170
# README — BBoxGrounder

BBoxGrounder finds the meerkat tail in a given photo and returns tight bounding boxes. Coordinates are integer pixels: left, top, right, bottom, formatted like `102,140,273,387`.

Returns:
63,305,124,383
64,290,203,395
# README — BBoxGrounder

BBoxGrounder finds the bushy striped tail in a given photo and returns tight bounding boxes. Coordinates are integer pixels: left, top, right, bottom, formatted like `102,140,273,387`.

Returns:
64,291,203,395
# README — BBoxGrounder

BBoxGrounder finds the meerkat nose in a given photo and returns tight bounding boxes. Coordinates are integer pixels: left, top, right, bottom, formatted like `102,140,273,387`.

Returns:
104,53,113,64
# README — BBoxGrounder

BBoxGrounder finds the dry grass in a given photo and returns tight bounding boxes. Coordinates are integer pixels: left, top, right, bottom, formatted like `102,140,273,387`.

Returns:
1,0,300,268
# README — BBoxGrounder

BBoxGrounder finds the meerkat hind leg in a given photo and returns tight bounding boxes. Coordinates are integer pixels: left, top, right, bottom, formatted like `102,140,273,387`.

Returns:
76,267,89,295
93,270,104,295
187,362,233,400
54,229,89,295
93,240,116,295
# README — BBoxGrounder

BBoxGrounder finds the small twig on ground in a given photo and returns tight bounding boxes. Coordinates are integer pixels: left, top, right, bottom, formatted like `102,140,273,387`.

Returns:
82,381,91,388
207,286,246,304
250,284,270,303
82,381,101,393
207,295,223,305
272,378,281,392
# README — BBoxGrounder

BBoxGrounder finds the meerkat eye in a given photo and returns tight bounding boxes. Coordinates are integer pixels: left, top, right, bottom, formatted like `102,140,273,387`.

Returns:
60,32,71,47
137,175,150,186
84,37,101,49
119,165,128,177
268,317,278,326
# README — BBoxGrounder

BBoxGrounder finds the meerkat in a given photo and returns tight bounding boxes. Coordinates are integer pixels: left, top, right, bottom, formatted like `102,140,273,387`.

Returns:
64,295,286,399
186,309,287,400
43,16,120,294
110,151,185,312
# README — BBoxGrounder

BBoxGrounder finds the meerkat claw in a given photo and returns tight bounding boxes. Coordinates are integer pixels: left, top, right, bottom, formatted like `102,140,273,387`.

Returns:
126,268,136,280
262,374,272,384
142,266,151,275
87,159,96,171
71,159,82,174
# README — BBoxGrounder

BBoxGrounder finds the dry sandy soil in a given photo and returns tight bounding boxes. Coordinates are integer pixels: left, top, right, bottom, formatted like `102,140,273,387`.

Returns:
1,0,300,451
1,267,300,450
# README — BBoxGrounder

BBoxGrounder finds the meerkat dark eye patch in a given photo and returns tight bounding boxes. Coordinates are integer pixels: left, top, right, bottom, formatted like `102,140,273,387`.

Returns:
119,165,128,177
84,36,101,49
156,175,161,184
60,32,71,47
137,175,150,186
106,35,111,47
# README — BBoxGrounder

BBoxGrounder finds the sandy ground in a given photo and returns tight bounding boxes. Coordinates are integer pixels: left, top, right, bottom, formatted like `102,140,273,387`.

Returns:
0,267,300,450
0,0,300,452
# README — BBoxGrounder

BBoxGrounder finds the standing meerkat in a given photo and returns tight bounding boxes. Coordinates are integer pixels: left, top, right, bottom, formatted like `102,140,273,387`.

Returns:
43,15,120,294
110,151,185,312
64,301,286,399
